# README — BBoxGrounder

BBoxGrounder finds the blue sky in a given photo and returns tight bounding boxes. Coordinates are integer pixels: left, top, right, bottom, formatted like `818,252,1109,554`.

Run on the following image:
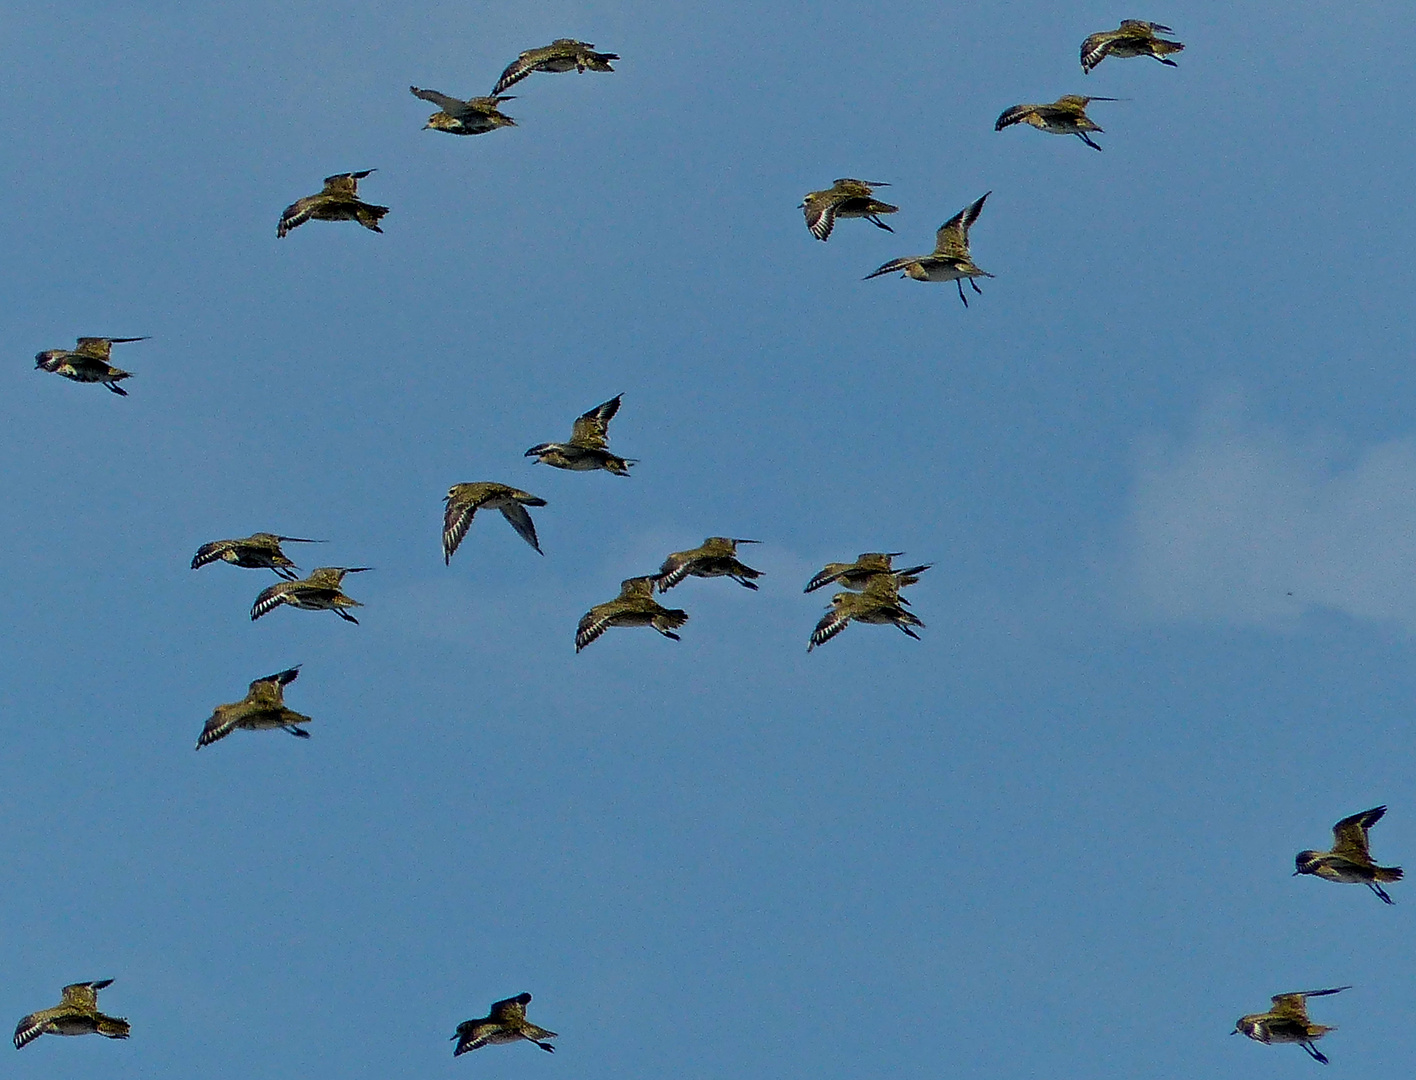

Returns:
3,2,1415,1077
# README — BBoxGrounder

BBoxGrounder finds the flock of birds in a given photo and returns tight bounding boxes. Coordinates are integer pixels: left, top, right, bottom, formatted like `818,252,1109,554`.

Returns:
15,17,1404,1073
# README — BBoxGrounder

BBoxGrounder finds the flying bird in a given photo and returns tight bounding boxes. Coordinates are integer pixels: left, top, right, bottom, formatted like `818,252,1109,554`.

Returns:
864,192,993,306
14,980,129,1050
278,170,388,238
492,39,619,94
443,483,547,561
191,533,324,580
251,567,371,623
804,552,931,594
453,992,557,1056
410,86,517,135
576,576,688,652
1295,806,1403,904
1234,987,1349,1064
1081,20,1184,73
196,667,311,749
656,537,763,591
35,337,146,395
809,575,924,651
800,179,898,241
995,95,1117,151
526,394,636,475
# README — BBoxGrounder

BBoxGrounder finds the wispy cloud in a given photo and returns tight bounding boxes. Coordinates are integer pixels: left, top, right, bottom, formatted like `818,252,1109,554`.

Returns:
1123,397,1416,629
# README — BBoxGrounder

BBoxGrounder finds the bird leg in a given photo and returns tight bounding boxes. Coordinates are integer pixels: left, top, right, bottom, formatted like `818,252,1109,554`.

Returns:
1301,1042,1329,1064
1078,132,1103,151
867,215,894,232
970,277,983,294
1369,881,1395,904
335,609,360,624
283,725,311,739
955,279,969,307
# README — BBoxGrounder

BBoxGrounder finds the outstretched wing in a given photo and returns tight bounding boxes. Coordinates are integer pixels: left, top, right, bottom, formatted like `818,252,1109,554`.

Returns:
13,1010,53,1049
802,191,840,241
994,104,1036,131
251,582,291,620
570,394,622,448
934,192,990,259
863,256,918,281
1080,31,1118,72
278,195,316,237
493,49,544,94
489,993,531,1023
442,493,480,564
1332,807,1385,859
808,604,853,651
576,604,616,651
410,85,465,112
322,170,374,196
499,503,543,554
191,539,235,570
249,666,300,696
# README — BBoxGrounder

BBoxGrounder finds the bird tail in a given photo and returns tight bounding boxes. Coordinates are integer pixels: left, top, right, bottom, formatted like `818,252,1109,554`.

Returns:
1375,865,1404,882
97,1016,131,1040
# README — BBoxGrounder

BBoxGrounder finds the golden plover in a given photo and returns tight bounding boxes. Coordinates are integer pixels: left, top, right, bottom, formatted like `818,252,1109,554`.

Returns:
1234,987,1349,1064
191,533,324,580
443,482,547,561
196,666,311,749
864,192,992,306
35,336,145,395
492,39,618,94
800,179,898,241
453,992,557,1056
1295,806,1402,904
14,980,129,1050
251,566,370,623
278,170,388,238
526,394,635,476
576,576,688,651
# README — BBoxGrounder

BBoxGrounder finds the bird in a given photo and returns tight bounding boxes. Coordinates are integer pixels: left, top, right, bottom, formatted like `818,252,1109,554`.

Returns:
995,95,1117,151
1295,806,1403,904
453,992,557,1056
251,567,371,623
808,575,924,651
14,980,130,1050
277,170,388,238
656,537,763,591
1234,987,1350,1064
576,576,688,651
410,86,517,135
443,483,547,561
196,667,311,749
191,533,324,580
492,39,619,95
800,179,899,241
34,337,146,395
804,553,931,594
1081,20,1184,73
864,192,993,306
525,394,636,475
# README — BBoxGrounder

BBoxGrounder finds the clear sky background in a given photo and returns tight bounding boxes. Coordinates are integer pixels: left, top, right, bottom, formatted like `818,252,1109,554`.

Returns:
3,2,1414,1077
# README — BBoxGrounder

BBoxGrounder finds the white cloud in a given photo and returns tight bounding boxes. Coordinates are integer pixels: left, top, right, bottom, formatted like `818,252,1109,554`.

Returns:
1124,398,1416,629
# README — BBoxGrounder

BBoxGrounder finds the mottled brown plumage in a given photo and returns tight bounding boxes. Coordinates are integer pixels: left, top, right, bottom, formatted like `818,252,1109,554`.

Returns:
191,532,324,580
34,337,146,395
278,170,388,238
800,179,898,241
1234,987,1349,1064
492,39,618,95
576,576,688,651
864,192,993,306
251,566,371,623
656,537,762,591
1081,20,1184,73
411,86,517,135
443,483,547,561
196,667,310,749
526,394,635,475
1295,806,1402,904
14,980,129,1050
453,993,557,1056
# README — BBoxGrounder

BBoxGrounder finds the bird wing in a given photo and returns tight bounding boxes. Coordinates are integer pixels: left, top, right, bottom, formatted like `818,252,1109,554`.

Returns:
278,195,317,237
576,603,618,651
1267,993,1311,1021
191,539,235,569
656,549,698,590
570,394,622,448
802,191,840,241
442,490,482,564
410,85,466,112
1332,806,1385,859
498,503,543,553
13,1009,58,1049
61,981,109,1009
249,666,300,697
808,604,853,651
453,1018,499,1054
489,994,531,1023
74,338,116,359
863,256,919,280
251,582,292,620
934,192,989,258
1080,30,1118,71
322,170,374,196
196,705,241,748
493,49,546,94
994,104,1037,130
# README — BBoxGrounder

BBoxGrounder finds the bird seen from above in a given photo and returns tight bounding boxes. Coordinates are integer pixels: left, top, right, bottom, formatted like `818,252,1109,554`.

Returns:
995,95,1118,151
196,666,311,749
443,482,547,561
410,86,517,135
191,532,324,580
656,537,763,591
526,393,636,475
1081,20,1184,73
576,575,688,652
1295,805,1403,904
251,566,371,623
492,39,619,94
1234,987,1350,1064
277,170,388,238
808,574,925,651
453,992,557,1056
14,980,130,1050
800,178,899,241
804,552,931,594
34,336,146,395
865,192,993,306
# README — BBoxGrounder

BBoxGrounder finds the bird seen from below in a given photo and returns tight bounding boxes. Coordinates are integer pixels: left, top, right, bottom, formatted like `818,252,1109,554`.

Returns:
804,552,931,594
251,566,371,623
443,482,547,561
1081,20,1184,73
14,980,130,1050
865,192,993,306
526,394,636,475
1294,806,1403,904
410,86,517,135
656,537,763,591
809,574,924,651
800,178,899,241
277,170,388,238
453,993,557,1056
191,532,324,580
196,666,311,749
492,39,619,94
1234,987,1350,1064
576,575,688,651
34,336,146,395
995,95,1117,151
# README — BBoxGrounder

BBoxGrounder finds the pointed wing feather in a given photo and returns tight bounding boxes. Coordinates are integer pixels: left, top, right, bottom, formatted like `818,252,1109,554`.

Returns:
995,104,1036,130
493,51,543,94
1332,807,1385,859
442,497,478,564
570,394,622,448
935,192,989,258
499,503,543,553
191,539,234,569
251,582,292,620
410,85,465,111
